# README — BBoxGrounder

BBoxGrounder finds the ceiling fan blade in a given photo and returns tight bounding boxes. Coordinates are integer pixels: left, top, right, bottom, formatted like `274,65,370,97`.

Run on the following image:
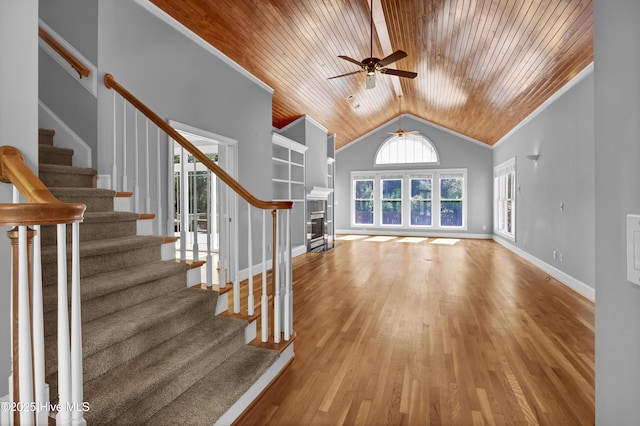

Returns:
380,68,418,79
366,73,376,89
378,50,408,67
338,55,365,67
327,70,363,80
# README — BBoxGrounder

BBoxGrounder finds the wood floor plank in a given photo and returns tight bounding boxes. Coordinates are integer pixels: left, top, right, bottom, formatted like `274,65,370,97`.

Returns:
238,237,594,425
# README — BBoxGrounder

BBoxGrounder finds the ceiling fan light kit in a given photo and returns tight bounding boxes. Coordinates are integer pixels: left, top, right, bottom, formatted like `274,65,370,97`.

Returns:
327,0,417,89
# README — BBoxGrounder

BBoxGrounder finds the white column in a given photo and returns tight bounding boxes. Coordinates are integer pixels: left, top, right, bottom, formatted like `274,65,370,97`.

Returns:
56,224,71,425
70,222,86,426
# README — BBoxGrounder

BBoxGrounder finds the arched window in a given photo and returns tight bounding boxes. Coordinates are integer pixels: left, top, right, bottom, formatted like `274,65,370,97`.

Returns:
375,133,439,165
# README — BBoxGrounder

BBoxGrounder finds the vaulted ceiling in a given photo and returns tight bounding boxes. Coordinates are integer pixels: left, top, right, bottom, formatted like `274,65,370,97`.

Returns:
150,0,593,149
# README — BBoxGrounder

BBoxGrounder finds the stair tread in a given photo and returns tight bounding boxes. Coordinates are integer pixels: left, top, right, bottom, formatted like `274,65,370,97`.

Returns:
41,234,163,261
42,261,190,313
144,345,279,426
83,316,248,425
38,163,97,176
48,187,116,197
80,210,140,222
39,144,72,154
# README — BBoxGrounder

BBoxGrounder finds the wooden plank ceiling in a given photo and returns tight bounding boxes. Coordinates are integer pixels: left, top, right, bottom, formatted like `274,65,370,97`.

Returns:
150,0,593,149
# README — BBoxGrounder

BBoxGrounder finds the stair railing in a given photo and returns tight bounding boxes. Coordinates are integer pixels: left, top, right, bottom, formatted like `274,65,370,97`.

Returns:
0,147,86,426
103,74,295,344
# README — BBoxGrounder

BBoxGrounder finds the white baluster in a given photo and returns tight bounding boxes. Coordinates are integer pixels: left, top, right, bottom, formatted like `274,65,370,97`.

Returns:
122,99,128,191
134,111,140,212
192,159,199,262
261,210,268,342
247,204,254,316
233,193,240,314
112,91,118,191
284,209,291,340
273,211,281,343
179,147,187,261
32,225,49,425
13,186,19,203
56,224,71,425
17,226,34,426
206,172,213,287
145,120,151,213
156,130,163,235
70,222,86,426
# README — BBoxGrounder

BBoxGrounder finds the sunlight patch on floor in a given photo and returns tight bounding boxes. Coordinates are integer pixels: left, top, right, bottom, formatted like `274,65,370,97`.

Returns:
336,235,368,241
364,236,397,242
430,238,460,245
396,237,428,244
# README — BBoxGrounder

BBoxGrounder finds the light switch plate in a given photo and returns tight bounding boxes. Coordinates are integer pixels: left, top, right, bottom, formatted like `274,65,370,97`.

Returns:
626,214,640,285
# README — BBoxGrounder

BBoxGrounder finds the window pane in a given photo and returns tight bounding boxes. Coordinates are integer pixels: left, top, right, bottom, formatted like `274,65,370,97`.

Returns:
441,201,463,226
355,200,374,224
411,200,431,226
440,178,462,199
355,180,373,199
411,179,431,200
382,179,402,199
382,201,402,225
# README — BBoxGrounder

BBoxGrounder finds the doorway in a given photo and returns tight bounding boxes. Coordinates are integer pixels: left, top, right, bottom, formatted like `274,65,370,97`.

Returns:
168,121,237,286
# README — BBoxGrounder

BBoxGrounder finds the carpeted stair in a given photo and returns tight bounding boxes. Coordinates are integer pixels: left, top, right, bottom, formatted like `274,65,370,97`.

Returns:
38,129,279,425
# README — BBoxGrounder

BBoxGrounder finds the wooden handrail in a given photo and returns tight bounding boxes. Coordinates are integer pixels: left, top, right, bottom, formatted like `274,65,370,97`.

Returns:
0,146,85,225
38,26,91,79
103,74,293,211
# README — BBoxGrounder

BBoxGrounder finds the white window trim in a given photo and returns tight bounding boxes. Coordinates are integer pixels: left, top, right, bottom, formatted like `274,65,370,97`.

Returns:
374,133,440,166
351,168,467,231
494,157,516,241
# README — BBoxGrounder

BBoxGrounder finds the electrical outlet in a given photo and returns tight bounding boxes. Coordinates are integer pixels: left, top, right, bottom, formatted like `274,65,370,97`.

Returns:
559,253,563,262
553,250,557,260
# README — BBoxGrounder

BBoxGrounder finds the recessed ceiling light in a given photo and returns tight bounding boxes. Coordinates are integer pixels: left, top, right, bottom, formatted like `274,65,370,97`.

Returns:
346,95,354,101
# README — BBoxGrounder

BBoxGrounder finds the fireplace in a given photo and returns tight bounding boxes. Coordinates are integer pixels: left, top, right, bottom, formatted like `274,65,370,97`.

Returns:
307,210,326,252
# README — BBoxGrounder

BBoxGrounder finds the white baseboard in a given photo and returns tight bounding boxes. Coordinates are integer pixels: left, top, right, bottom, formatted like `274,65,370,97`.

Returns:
493,236,595,301
186,267,201,287
245,320,257,344
214,343,294,426
136,218,154,236
39,100,92,168
215,292,229,315
97,174,111,190
336,228,493,239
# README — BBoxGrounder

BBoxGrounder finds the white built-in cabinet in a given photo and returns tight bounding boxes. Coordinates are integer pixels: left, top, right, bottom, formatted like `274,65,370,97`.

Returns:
327,158,335,245
272,133,308,249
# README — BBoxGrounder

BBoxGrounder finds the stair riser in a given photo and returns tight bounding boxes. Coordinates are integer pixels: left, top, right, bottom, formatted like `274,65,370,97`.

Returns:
103,332,246,426
41,244,161,286
39,131,54,146
43,272,187,337
40,219,138,246
39,148,72,166
39,170,96,189
51,193,113,212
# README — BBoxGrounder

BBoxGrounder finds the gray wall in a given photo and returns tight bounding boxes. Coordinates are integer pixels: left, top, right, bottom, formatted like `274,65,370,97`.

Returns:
0,0,39,397
39,0,99,167
594,1,640,422
493,70,595,290
97,0,274,269
335,115,493,236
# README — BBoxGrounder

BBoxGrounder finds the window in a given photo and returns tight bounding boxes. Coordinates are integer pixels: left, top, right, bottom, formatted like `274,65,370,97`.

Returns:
410,178,432,226
351,169,466,230
439,174,464,227
494,158,516,239
354,179,374,225
381,179,402,225
375,134,439,165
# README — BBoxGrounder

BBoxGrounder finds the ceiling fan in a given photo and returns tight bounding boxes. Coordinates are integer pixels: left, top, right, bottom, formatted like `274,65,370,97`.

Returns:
389,95,418,137
327,0,417,89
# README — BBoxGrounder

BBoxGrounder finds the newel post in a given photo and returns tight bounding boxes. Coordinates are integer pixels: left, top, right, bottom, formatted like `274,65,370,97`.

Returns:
7,226,36,426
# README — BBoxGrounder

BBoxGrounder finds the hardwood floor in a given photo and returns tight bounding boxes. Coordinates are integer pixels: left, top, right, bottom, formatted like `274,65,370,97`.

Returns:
239,237,594,425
